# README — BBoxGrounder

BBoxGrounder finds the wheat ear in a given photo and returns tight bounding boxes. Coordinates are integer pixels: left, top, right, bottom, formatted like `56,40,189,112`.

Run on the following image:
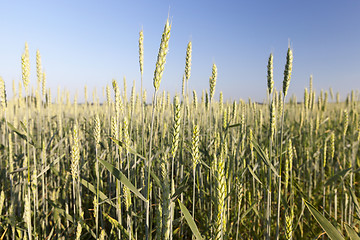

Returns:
185,41,192,81
267,53,274,95
283,48,293,97
209,63,217,101
153,19,171,91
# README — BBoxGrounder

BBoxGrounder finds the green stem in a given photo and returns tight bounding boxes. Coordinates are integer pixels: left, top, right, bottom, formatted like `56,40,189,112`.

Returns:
146,90,158,240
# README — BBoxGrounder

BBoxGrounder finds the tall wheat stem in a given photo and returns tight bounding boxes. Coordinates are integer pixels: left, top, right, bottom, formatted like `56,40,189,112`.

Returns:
146,90,158,239
276,47,293,240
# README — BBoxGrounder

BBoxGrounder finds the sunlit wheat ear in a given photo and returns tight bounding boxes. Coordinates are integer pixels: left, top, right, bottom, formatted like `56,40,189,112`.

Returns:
185,41,192,80
0,77,6,109
99,229,106,240
278,92,283,117
205,90,209,110
22,43,30,92
123,185,131,211
231,100,237,121
283,47,293,97
36,50,42,88
309,74,313,103
209,63,217,100
139,29,144,75
219,91,223,114
153,18,171,91
105,84,110,105
111,116,118,139
71,122,80,180
323,140,327,167
192,90,198,110
130,80,136,114
267,53,274,95
112,79,121,120
75,223,82,240
222,108,227,130
123,184,132,238
317,91,323,111
249,128,254,159
94,114,101,145
285,209,294,240
270,99,276,140
191,124,200,169
304,88,309,110
170,95,181,158
93,195,98,220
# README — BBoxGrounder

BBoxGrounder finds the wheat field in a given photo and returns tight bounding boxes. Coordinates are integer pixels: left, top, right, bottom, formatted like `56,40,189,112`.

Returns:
0,19,359,240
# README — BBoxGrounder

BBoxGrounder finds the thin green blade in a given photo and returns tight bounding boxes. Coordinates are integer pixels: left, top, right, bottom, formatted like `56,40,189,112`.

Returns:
345,223,360,240
110,137,146,160
80,178,116,208
304,199,345,240
178,199,203,240
99,158,147,202
251,139,279,177
325,167,352,187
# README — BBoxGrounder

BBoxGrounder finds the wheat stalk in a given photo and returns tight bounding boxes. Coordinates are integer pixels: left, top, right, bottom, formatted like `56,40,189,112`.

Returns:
161,154,171,240
146,18,171,240
94,114,101,238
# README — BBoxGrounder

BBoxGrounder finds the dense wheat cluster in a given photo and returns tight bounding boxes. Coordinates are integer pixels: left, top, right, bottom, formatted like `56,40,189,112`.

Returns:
0,19,360,240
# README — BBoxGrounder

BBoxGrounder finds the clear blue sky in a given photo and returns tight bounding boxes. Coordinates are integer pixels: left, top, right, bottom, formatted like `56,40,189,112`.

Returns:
0,0,359,103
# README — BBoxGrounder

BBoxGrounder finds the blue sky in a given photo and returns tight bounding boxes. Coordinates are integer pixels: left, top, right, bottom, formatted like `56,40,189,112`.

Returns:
0,0,359,103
